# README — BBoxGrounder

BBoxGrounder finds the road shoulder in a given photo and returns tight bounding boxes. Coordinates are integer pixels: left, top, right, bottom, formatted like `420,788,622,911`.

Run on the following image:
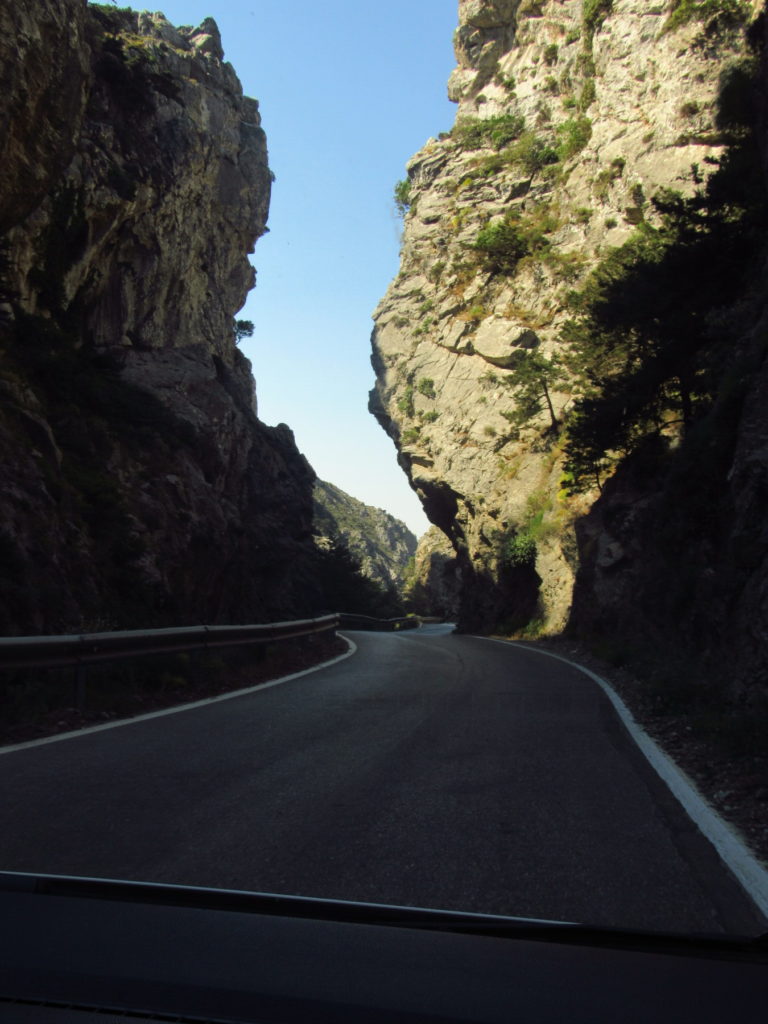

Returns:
482,635,768,925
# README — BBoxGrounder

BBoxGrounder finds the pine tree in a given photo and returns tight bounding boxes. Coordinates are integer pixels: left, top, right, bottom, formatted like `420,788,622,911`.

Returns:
503,351,566,434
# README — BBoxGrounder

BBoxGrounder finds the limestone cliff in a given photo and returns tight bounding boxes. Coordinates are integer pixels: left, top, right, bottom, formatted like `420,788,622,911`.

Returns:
403,526,461,619
371,0,763,644
0,2,317,632
313,479,417,593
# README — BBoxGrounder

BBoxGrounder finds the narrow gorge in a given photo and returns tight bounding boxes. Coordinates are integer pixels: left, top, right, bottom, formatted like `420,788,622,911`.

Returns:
372,0,768,715
2,0,767,732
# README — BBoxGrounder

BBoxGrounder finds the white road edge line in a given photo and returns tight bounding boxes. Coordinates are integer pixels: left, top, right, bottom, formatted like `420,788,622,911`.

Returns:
0,636,358,757
481,636,768,923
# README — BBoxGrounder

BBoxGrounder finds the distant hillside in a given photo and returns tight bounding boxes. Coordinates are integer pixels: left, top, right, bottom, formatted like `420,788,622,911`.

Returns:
313,480,418,593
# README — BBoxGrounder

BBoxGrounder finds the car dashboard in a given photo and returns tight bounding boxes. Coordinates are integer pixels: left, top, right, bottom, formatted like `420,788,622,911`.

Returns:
0,872,766,1023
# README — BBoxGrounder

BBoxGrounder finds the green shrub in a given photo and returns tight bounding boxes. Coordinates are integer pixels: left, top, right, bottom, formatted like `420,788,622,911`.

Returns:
502,530,537,567
474,204,559,276
497,73,517,93
452,113,526,150
474,126,561,177
474,220,530,275
416,377,436,399
397,386,415,417
394,178,411,216
593,156,626,199
543,44,559,66
463,303,489,322
546,249,588,281
663,0,750,34
428,260,446,282
556,117,592,161
579,77,596,111
474,152,505,177
576,52,597,77
583,0,614,34
513,132,560,175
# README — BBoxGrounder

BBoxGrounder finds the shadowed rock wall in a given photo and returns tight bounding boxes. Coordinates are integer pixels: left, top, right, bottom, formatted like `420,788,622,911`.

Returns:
0,3,317,632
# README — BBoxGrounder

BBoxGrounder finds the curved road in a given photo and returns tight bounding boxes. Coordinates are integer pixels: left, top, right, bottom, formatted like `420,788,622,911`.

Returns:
0,626,762,934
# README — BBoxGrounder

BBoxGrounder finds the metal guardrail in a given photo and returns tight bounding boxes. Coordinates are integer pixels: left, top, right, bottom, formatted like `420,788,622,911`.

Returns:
337,614,419,632
0,615,341,672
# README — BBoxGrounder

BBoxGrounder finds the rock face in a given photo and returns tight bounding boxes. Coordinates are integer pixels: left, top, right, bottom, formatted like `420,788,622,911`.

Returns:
0,0,90,234
0,3,317,632
313,479,417,593
404,526,461,619
567,293,768,709
370,0,759,637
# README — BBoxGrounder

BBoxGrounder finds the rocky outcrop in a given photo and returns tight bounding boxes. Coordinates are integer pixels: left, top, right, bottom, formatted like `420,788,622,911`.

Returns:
371,0,758,633
0,3,317,632
313,479,417,593
5,5,271,360
403,526,461,619
0,0,89,234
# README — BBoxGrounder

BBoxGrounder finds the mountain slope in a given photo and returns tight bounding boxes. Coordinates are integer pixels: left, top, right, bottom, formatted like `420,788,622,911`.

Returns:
313,479,417,593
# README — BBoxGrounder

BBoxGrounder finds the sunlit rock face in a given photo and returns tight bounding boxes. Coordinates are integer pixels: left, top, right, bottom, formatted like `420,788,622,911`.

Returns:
370,0,757,638
0,4,317,632
405,526,461,620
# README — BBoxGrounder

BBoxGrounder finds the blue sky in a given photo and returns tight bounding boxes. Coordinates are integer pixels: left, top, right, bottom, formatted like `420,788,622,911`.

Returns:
122,1,459,536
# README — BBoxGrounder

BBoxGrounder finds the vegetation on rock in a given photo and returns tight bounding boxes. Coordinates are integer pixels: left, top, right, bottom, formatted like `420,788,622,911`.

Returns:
452,113,527,151
371,0,765,693
583,0,614,36
663,0,751,34
394,178,411,217
502,351,566,436
561,91,765,491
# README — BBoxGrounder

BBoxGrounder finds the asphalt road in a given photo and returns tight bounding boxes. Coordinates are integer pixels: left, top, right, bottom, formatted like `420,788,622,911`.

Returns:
0,626,762,934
